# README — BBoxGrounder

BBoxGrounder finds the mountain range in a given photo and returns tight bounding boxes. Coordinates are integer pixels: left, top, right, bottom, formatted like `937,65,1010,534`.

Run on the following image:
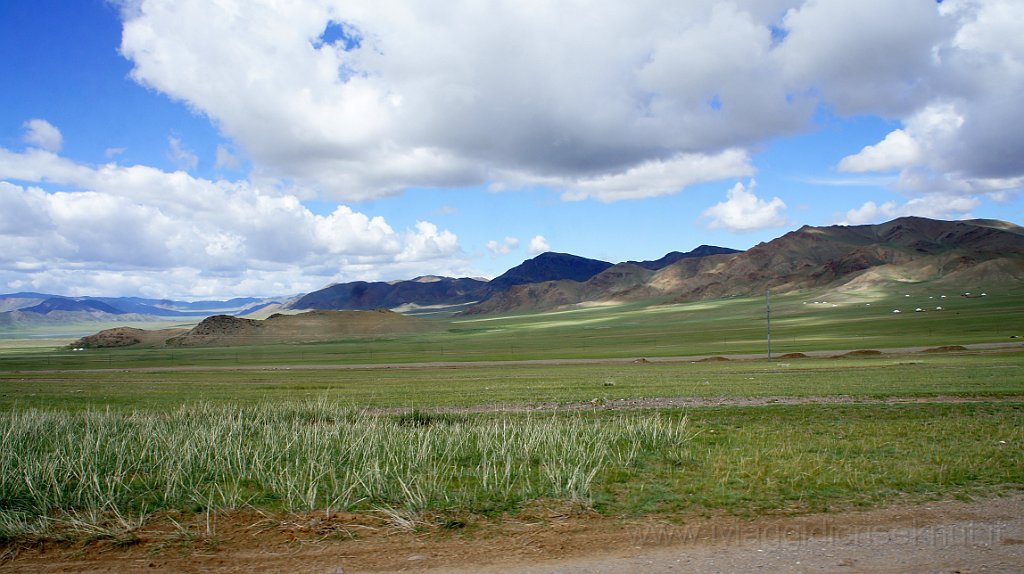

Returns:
3,216,1023,330
468,217,1024,314
0,293,276,330
286,246,740,314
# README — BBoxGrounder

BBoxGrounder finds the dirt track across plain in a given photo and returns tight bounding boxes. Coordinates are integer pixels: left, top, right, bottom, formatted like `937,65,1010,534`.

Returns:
4,493,1022,573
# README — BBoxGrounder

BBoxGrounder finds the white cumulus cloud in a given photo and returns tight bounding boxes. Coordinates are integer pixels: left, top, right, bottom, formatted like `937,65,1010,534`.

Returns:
840,195,981,226
559,150,755,203
114,1,801,202
702,180,788,232
839,129,923,173
486,236,519,257
833,1,1024,198
0,147,467,298
22,119,63,152
112,1,1024,204
528,235,551,255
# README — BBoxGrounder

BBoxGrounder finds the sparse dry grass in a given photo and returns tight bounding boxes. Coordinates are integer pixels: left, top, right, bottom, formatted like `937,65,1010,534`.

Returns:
0,402,689,542
1,400,1021,544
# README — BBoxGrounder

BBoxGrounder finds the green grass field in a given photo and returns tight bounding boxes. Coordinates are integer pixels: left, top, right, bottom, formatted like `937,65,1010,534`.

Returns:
1,352,1022,411
1,289,1022,544
1,286,1022,369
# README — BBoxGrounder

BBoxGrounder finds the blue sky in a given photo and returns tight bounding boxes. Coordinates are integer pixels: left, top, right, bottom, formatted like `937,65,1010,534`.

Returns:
1,1,1022,299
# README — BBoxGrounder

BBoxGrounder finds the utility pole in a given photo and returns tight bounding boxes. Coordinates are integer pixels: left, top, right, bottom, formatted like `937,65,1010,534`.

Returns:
766,289,772,360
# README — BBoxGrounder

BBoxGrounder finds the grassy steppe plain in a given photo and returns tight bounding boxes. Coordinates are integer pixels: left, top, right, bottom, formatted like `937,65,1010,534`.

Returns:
2,286,1021,369
0,287,1022,545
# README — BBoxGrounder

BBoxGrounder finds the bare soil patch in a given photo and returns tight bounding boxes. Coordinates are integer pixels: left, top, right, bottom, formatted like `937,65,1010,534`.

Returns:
836,349,883,357
922,345,970,353
404,394,1024,416
4,494,1022,573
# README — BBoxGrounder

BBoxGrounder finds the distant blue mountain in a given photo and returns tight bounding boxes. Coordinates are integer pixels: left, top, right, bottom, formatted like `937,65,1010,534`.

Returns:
0,292,55,299
237,301,281,316
22,298,126,315
0,292,273,318
158,297,263,311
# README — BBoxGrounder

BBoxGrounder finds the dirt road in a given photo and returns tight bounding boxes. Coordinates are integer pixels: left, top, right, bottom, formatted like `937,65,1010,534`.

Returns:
5,494,1022,573
453,494,1024,573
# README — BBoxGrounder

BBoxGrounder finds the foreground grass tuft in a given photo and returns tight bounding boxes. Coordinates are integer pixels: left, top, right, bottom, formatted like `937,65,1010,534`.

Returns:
0,401,688,541
1,400,1022,543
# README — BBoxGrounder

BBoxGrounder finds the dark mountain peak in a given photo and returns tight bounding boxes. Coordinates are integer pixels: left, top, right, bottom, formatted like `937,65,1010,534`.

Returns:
628,245,740,270
488,252,614,290
288,276,489,311
690,244,741,256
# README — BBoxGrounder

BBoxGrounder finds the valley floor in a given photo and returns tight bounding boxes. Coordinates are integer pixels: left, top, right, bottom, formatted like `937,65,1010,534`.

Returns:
3,342,1021,573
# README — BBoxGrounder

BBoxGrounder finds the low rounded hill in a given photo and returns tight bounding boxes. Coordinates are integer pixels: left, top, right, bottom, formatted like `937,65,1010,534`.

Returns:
72,309,427,349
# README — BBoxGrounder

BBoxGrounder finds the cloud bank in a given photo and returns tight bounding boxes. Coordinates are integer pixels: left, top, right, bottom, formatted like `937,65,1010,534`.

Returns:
113,0,1024,205
833,1,1024,204
0,147,465,298
4,1,1024,298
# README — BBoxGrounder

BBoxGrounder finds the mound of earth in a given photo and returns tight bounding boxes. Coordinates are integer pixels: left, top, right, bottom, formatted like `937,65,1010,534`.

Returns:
167,309,427,347
697,356,730,362
74,310,428,349
921,345,970,353
71,326,189,349
167,314,263,346
839,349,883,357
777,352,809,359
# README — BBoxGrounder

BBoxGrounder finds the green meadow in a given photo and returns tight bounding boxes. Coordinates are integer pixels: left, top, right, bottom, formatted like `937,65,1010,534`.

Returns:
0,287,1022,544
1,352,1022,411
1,285,1022,370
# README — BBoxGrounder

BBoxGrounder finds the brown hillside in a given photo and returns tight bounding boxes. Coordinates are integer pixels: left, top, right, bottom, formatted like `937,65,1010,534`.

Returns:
658,217,1024,302
466,280,589,315
73,310,427,349
464,216,1024,315
166,310,426,347
466,263,655,315
73,326,189,349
